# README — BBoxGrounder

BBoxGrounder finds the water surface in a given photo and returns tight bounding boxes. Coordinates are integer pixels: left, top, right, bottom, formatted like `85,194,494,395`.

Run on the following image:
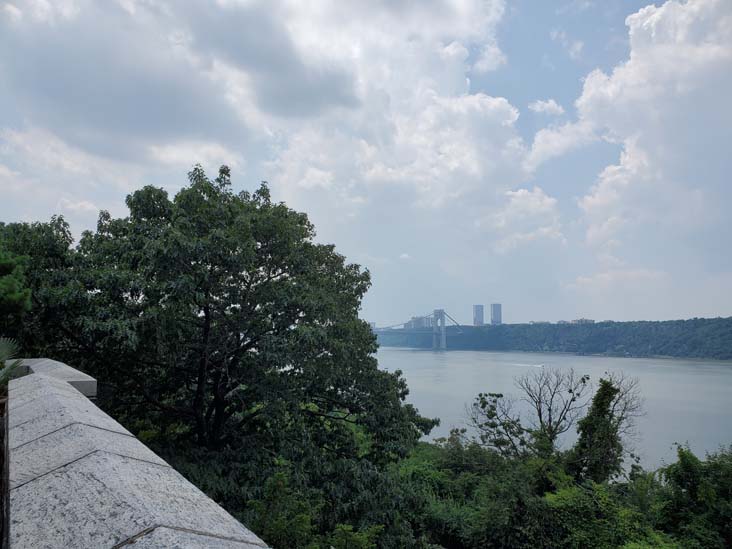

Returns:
377,347,732,468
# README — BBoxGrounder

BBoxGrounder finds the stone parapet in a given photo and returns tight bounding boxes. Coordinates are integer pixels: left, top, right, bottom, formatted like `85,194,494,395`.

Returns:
8,359,268,549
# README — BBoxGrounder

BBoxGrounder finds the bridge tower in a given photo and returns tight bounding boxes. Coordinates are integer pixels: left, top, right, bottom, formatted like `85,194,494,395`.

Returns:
432,309,446,350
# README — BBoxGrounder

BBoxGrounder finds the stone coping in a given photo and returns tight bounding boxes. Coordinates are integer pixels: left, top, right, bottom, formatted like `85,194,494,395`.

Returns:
8,359,269,549
17,359,97,398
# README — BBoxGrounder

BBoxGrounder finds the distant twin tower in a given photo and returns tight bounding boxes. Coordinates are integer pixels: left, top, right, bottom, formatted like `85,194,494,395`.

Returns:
473,303,502,326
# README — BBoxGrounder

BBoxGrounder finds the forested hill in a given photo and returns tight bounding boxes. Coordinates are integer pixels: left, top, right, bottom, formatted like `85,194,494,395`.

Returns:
376,317,732,360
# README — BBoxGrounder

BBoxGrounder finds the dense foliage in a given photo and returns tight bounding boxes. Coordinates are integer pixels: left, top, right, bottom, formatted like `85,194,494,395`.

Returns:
378,318,732,359
0,243,30,325
1,166,731,548
0,241,31,387
0,216,74,352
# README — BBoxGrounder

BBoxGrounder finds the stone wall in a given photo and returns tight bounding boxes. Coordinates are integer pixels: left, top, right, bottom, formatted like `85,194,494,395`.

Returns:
8,359,269,548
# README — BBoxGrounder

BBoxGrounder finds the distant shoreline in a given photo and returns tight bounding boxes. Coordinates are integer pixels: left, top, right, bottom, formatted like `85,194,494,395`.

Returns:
375,317,732,361
377,345,732,363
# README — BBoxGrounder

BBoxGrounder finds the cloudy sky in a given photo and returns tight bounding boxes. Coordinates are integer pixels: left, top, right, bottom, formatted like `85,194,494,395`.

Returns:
1,0,731,325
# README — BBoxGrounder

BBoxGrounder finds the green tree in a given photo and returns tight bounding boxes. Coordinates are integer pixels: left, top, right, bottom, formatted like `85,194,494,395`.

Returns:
544,483,646,548
655,446,732,548
73,166,433,452
0,246,30,319
0,216,75,353
396,434,549,548
0,242,31,387
324,524,383,549
246,471,319,548
569,374,642,483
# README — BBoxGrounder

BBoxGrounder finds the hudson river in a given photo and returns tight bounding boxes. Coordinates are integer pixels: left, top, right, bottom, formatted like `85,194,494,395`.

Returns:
377,347,732,468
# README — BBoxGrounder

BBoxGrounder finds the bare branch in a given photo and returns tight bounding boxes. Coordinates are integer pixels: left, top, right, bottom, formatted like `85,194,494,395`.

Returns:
515,368,590,450
605,371,645,439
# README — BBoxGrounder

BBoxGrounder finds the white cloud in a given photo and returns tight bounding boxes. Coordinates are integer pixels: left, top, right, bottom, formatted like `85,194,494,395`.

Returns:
532,0,732,255
576,0,731,252
0,127,141,234
568,41,584,59
0,162,24,192
528,98,565,116
525,119,596,172
480,186,565,253
566,267,673,321
572,268,666,292
578,141,649,249
58,197,99,213
557,1,594,15
546,0,732,319
22,0,79,23
550,29,584,60
0,127,141,190
149,141,244,172
2,3,22,22
280,0,507,79
264,0,523,235
1,0,516,228
473,41,507,72
298,167,334,190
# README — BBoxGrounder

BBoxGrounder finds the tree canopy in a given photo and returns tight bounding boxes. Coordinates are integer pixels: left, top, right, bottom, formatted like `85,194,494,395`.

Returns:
0,244,30,323
63,166,433,457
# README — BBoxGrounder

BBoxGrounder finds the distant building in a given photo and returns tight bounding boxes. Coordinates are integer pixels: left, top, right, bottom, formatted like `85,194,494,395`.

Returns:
491,303,502,325
571,318,595,324
557,320,569,325
473,304,484,326
369,322,377,331
405,316,430,329
530,321,550,325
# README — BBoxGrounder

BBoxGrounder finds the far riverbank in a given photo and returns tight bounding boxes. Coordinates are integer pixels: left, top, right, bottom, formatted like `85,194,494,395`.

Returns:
376,316,732,360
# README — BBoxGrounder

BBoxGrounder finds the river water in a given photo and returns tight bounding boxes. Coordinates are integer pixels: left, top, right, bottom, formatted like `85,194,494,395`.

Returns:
376,347,732,469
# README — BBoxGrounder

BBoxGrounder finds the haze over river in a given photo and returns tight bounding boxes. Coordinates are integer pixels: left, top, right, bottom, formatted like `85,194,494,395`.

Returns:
377,347,732,468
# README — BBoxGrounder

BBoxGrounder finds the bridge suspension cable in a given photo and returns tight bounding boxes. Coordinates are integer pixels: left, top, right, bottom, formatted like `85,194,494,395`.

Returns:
376,312,433,330
443,311,463,334
376,310,462,332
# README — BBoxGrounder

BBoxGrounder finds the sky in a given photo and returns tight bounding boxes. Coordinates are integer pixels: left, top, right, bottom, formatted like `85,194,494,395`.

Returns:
1,0,731,325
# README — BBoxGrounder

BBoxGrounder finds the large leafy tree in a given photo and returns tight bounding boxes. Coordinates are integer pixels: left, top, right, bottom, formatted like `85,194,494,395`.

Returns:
0,216,75,351
59,165,433,457
0,244,30,322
